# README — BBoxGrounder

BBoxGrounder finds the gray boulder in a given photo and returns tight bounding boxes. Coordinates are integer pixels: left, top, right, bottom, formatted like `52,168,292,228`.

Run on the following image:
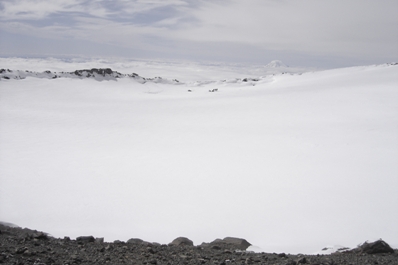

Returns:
95,237,104,243
127,238,144,244
76,236,95,244
200,237,251,250
32,232,48,240
169,237,194,246
223,237,251,250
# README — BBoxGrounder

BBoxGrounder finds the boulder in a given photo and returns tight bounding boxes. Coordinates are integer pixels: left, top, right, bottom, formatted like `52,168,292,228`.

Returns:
32,232,48,240
223,237,251,250
127,238,144,244
200,237,251,250
95,237,104,243
169,237,194,246
76,236,95,244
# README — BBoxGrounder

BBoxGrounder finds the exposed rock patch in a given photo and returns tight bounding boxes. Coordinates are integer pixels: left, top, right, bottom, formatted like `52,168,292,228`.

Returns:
1,223,397,265
76,236,95,244
0,68,181,84
200,237,251,250
349,239,395,254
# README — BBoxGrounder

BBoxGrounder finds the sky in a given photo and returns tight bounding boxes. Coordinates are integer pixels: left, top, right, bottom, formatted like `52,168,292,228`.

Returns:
0,0,397,68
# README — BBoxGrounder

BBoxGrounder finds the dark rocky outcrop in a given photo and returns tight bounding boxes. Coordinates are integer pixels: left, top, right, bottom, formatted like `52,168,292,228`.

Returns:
200,237,251,250
95,237,104,243
76,236,95,244
73,68,121,77
350,239,395,254
0,223,397,265
242,78,259,82
0,68,182,84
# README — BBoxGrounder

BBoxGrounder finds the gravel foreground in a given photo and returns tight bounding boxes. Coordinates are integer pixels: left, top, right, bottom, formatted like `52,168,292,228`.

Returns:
1,224,397,265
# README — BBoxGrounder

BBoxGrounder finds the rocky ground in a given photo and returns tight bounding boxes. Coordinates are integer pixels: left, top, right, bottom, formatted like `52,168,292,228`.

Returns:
1,224,397,265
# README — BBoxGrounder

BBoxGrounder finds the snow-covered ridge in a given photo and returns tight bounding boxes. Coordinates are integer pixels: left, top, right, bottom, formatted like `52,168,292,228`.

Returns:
0,67,277,86
1,63,396,87
0,57,313,81
0,68,181,84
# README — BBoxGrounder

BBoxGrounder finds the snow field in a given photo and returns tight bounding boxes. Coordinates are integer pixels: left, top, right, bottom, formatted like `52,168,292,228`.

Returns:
0,64,397,253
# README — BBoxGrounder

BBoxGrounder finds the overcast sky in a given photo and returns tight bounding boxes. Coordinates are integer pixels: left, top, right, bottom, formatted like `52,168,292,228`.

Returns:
0,0,397,68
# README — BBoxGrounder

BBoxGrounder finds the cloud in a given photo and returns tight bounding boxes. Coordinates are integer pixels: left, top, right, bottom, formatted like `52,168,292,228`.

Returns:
0,0,190,21
117,0,188,15
0,0,397,67
0,0,197,47
179,0,398,54
0,0,86,20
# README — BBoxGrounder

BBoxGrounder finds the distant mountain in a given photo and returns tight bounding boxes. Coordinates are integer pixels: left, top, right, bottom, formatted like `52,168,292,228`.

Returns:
0,68,181,84
265,60,288,68
0,67,291,85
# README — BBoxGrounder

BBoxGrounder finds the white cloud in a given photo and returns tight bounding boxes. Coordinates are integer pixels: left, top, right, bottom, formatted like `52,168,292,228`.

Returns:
0,0,85,20
118,0,188,15
0,0,397,67
0,0,189,21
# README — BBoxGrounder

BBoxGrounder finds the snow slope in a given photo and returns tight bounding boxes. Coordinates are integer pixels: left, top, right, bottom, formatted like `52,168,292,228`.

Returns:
0,62,397,254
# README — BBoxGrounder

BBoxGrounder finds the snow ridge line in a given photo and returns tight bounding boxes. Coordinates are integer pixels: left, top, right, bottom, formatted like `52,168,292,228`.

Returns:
0,67,271,85
0,68,181,84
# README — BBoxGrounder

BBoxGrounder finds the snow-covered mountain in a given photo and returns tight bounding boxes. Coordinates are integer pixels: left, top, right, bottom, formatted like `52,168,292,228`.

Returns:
0,67,288,86
0,57,312,81
265,60,288,68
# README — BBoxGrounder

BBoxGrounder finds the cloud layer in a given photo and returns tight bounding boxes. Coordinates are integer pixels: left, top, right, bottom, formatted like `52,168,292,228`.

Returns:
0,0,397,67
